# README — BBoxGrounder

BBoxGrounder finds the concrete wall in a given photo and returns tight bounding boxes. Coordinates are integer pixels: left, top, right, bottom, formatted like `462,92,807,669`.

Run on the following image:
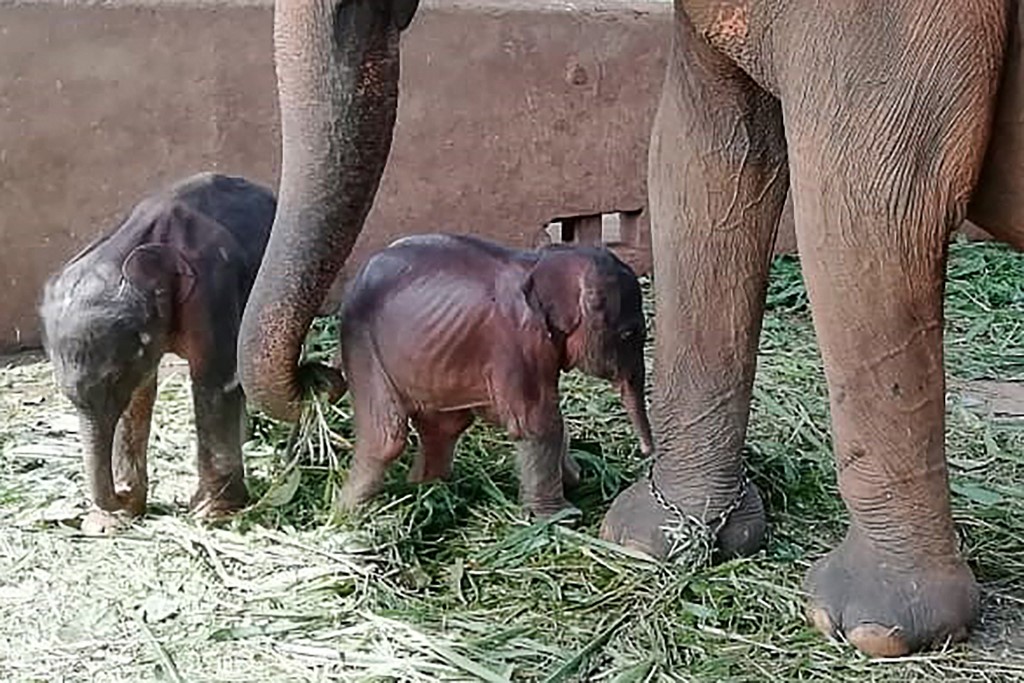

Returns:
2,0,683,351
1,0,280,350
0,0,985,352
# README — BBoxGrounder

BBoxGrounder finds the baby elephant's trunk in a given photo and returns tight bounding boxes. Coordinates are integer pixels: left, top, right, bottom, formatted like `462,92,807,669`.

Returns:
78,411,118,510
619,364,653,455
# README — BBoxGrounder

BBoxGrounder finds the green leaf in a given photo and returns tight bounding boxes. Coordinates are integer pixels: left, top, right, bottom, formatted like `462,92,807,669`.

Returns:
542,613,629,683
264,467,302,508
951,480,1003,506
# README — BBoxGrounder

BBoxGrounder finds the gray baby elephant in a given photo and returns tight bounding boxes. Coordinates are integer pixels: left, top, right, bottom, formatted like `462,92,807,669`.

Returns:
40,172,275,533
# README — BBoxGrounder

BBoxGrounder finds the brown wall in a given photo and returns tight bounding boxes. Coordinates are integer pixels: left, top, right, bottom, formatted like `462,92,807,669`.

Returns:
0,0,984,352
2,0,682,351
1,1,280,351
334,0,675,305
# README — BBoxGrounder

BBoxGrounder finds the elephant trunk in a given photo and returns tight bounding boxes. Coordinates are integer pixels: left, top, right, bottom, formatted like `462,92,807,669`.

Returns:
619,364,654,456
238,0,409,421
79,411,117,509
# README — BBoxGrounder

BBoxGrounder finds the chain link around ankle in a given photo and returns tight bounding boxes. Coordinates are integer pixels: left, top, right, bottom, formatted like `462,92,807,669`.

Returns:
646,451,752,570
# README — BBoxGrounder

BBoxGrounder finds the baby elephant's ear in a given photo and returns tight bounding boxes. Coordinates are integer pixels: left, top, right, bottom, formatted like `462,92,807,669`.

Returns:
522,258,582,337
122,244,197,303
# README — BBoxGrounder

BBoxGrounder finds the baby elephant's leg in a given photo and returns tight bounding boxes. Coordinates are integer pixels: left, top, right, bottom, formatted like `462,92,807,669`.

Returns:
335,336,409,511
79,409,119,513
336,407,408,511
79,407,131,535
110,373,157,516
337,394,408,511
191,380,249,516
560,428,581,490
79,383,151,535
408,411,472,484
514,411,579,519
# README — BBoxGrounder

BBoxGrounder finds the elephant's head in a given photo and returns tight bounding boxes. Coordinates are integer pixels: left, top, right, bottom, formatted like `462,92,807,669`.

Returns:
523,246,654,455
40,248,182,511
41,246,185,416
238,0,421,422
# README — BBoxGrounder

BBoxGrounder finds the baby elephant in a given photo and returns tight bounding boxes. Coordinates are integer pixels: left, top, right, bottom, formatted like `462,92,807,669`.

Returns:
336,233,654,518
40,172,276,532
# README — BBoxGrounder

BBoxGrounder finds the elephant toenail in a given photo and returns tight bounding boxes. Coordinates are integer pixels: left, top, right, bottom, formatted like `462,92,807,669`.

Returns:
809,606,837,638
847,623,910,658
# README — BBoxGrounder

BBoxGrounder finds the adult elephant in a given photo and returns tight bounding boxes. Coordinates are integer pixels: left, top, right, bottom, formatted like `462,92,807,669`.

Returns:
239,0,1024,658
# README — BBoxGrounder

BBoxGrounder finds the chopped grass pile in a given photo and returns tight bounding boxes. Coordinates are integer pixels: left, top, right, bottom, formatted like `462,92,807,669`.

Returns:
1,240,1022,681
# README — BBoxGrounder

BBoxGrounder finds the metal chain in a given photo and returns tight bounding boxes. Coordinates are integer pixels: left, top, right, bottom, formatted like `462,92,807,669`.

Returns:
646,452,751,570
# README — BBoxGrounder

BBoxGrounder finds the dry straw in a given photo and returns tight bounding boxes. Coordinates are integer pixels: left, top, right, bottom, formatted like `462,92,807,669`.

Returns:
1,241,1021,681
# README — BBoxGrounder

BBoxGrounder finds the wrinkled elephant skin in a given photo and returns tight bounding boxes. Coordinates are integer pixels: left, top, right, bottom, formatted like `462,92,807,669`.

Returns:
41,173,276,524
244,0,1024,658
599,0,1024,658
238,0,418,422
333,233,652,519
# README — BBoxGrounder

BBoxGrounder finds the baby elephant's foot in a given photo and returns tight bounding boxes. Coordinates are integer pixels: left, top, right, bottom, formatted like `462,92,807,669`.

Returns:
81,507,133,536
599,477,766,560
112,486,147,517
190,475,249,519
523,498,581,526
334,472,384,514
805,530,978,657
88,489,146,522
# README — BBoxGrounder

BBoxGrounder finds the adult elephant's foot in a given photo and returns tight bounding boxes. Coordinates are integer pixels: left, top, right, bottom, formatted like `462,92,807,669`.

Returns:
599,477,766,560
805,530,979,657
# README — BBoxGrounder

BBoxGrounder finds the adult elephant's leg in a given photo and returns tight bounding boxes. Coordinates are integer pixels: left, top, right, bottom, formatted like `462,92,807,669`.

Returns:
600,13,788,559
782,5,1007,657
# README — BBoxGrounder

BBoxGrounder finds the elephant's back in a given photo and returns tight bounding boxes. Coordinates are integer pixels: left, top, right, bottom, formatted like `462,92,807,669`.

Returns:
340,235,537,411
166,173,277,266
384,233,525,261
342,233,531,321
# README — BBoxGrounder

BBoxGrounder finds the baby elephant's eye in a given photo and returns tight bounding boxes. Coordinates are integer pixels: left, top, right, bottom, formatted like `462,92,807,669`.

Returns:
620,329,634,341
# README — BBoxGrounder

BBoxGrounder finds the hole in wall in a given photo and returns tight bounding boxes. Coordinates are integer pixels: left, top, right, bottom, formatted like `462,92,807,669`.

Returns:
545,209,644,246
